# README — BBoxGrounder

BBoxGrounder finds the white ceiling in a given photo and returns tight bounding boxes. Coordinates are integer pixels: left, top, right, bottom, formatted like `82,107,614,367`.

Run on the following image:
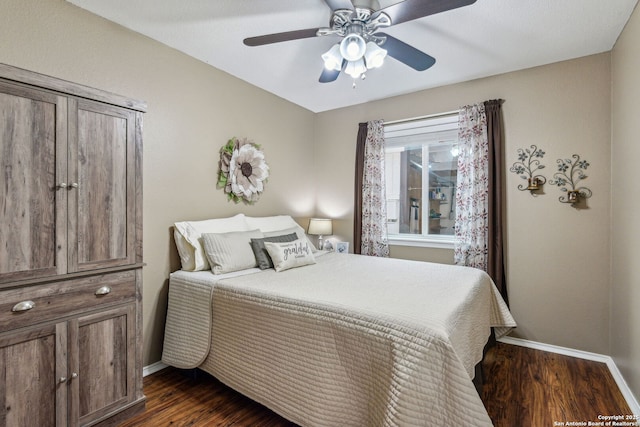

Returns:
66,0,637,113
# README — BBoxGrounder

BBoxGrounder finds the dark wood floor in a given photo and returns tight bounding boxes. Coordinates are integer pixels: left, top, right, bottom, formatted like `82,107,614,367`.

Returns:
120,342,632,427
481,343,631,426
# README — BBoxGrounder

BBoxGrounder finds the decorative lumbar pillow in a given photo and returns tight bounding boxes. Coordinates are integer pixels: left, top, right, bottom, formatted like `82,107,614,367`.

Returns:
264,239,316,272
250,232,298,270
202,229,264,274
174,214,251,271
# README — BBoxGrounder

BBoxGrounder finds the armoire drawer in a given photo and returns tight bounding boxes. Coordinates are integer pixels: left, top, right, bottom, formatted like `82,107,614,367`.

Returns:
0,270,136,332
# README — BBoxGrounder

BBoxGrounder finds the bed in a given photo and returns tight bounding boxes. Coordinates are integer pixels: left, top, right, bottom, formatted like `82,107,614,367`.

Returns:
161,215,516,426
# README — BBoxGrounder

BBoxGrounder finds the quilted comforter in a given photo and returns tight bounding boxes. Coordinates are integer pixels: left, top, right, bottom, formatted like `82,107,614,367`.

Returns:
162,252,516,426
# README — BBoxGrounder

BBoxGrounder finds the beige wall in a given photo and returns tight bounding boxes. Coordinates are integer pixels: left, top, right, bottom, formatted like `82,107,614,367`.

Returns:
612,3,640,402
1,0,317,364
315,54,613,354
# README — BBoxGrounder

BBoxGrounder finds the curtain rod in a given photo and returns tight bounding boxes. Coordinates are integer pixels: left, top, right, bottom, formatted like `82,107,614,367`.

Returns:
384,109,460,126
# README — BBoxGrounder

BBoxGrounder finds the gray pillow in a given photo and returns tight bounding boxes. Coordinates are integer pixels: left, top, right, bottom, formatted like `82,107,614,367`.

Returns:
250,232,298,269
202,229,264,274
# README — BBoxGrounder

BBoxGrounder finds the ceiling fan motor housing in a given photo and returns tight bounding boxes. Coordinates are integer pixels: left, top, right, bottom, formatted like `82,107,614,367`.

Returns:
352,0,381,13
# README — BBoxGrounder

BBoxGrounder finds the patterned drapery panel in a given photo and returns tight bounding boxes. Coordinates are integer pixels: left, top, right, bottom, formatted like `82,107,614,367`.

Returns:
360,120,389,257
454,104,489,269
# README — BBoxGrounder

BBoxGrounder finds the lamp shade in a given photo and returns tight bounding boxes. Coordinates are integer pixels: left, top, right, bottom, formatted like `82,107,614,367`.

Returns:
307,218,333,236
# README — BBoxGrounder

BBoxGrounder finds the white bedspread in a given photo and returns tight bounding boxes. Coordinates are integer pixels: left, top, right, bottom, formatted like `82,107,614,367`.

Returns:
162,252,515,426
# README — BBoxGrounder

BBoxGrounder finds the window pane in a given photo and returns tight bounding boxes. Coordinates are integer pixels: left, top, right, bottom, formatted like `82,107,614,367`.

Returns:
427,142,457,236
405,145,423,234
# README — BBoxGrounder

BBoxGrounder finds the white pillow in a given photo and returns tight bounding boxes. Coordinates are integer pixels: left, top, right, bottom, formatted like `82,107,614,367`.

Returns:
264,239,316,272
245,215,301,231
174,214,250,271
202,229,264,275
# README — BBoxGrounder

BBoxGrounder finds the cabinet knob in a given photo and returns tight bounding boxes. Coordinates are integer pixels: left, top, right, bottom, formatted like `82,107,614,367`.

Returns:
59,376,67,384
70,182,79,188
95,286,112,296
12,300,35,312
71,372,78,380
58,183,68,189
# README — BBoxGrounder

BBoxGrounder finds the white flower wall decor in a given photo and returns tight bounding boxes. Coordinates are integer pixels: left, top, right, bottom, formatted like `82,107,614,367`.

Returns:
217,137,269,204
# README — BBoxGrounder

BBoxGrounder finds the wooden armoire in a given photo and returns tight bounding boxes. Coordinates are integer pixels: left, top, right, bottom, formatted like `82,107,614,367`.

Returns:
0,63,146,426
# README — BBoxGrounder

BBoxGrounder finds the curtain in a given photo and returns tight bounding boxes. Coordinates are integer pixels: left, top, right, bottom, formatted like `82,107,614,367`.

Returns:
353,120,389,257
484,99,509,305
353,123,367,254
454,101,509,305
454,103,489,270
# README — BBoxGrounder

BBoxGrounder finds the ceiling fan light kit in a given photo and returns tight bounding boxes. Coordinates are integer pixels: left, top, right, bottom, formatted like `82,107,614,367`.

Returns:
319,6,390,79
322,38,386,79
244,0,478,83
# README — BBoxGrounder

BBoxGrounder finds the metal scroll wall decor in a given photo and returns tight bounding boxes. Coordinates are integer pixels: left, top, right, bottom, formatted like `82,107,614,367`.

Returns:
510,146,593,207
509,145,546,194
549,154,592,205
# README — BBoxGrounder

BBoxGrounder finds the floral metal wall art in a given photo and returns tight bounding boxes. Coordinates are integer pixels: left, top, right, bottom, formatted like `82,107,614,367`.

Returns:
509,144,547,194
549,154,592,205
217,137,269,204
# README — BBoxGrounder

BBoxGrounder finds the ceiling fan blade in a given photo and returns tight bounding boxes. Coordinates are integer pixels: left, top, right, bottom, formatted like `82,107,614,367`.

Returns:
244,28,320,46
324,0,354,11
378,33,436,71
375,0,476,26
319,65,343,83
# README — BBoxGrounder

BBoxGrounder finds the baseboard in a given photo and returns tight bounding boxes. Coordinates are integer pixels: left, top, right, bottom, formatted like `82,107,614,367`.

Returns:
498,336,640,416
143,361,168,377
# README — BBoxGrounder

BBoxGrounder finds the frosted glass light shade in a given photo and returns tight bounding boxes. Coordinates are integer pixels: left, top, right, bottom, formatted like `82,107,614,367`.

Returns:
345,59,366,79
322,44,343,71
364,41,387,69
340,34,366,61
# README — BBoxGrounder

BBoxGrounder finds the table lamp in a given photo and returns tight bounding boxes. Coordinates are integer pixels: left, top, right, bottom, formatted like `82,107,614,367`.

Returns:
307,218,333,250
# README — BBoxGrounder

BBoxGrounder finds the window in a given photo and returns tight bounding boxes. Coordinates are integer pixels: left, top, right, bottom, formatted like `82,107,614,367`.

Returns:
384,113,459,248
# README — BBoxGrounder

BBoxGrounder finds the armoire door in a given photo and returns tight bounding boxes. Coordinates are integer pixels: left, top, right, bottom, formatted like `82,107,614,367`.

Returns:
66,98,137,272
69,304,135,426
0,81,68,284
0,322,68,427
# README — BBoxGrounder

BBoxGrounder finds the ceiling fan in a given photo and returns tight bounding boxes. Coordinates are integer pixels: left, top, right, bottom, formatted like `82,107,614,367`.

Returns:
244,0,477,83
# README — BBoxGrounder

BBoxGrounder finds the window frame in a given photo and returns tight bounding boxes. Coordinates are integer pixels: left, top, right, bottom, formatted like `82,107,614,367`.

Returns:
384,112,459,249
